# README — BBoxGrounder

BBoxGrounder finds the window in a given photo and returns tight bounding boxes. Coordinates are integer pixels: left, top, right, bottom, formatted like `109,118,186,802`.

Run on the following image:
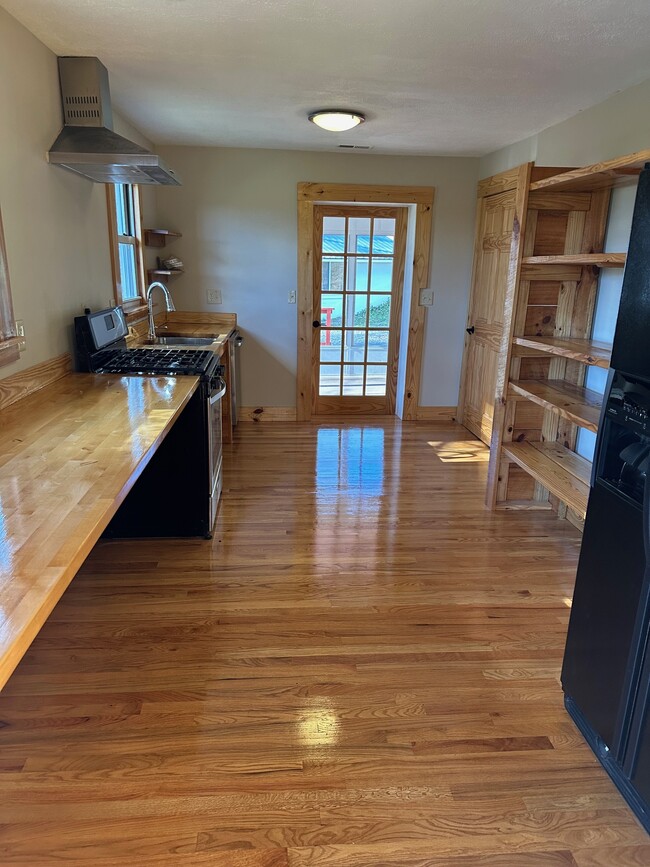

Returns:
0,206,19,369
106,184,146,312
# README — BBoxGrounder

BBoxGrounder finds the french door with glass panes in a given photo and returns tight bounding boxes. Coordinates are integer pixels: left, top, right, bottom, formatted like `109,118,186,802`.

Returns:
312,206,407,414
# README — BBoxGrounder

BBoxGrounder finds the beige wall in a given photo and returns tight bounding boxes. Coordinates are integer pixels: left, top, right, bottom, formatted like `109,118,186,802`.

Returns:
0,7,156,379
155,146,479,408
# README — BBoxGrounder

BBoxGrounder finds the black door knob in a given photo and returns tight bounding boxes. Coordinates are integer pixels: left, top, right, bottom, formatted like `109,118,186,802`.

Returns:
466,326,475,335
313,320,321,328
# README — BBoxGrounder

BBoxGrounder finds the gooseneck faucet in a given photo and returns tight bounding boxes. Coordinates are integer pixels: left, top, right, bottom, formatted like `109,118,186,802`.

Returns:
146,281,176,342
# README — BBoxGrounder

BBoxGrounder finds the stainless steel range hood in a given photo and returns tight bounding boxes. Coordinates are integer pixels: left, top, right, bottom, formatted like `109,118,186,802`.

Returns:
48,57,180,186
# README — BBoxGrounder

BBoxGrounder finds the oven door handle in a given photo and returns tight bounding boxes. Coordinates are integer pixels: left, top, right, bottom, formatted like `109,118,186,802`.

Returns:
209,378,227,403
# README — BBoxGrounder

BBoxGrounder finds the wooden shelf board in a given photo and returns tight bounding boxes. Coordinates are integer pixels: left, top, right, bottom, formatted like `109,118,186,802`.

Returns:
521,253,626,268
147,269,184,278
502,441,590,516
144,229,182,248
512,336,612,368
508,379,602,432
529,150,650,193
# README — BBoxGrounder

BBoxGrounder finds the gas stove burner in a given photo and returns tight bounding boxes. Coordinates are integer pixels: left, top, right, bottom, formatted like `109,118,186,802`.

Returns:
94,347,214,377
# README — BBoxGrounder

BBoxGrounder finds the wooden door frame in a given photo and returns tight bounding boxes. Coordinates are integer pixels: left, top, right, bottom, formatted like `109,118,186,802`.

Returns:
297,182,434,421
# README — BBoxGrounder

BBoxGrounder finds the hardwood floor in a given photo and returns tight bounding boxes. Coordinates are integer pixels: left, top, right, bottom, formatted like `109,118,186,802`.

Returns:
0,419,648,864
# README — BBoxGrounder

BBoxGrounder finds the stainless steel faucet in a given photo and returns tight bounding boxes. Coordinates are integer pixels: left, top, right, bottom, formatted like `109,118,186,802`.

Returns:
146,281,176,342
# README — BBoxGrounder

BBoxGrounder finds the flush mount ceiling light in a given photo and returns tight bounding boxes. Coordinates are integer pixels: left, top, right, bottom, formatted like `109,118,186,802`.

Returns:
308,110,365,132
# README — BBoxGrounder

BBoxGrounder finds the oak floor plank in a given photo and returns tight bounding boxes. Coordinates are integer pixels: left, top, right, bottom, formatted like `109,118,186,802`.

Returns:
0,419,646,862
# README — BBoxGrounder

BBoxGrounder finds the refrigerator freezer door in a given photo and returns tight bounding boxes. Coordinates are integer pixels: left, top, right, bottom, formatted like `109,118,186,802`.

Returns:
611,165,650,380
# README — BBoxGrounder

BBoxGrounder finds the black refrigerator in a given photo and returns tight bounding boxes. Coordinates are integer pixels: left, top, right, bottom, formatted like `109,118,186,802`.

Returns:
562,164,650,831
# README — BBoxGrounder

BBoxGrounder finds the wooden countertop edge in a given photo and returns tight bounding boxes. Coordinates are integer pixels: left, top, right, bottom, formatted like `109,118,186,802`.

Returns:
0,372,200,691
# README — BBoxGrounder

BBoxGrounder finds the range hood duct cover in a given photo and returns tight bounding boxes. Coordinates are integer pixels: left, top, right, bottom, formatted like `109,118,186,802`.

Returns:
48,57,180,186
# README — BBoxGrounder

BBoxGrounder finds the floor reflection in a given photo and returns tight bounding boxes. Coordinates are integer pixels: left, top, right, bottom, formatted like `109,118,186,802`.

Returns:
315,427,385,517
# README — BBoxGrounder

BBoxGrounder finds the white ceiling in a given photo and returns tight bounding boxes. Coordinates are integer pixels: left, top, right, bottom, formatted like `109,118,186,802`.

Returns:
4,0,650,156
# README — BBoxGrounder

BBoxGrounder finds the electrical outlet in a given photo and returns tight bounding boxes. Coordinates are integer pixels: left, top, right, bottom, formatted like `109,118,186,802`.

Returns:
420,288,434,307
207,288,222,305
288,290,296,304
15,319,26,352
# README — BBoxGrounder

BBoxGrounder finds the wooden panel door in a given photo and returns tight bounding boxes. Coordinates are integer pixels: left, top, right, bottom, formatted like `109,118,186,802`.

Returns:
312,206,407,415
457,168,530,444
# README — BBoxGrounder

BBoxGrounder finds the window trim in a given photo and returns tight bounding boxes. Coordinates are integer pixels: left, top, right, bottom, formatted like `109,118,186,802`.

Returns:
0,207,19,369
106,184,147,318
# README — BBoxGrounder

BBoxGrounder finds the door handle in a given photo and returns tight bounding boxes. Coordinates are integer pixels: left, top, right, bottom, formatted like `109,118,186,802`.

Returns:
466,326,475,335
313,320,321,328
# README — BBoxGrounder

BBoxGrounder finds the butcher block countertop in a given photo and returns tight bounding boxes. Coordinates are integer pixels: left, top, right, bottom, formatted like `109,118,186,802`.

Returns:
0,372,199,690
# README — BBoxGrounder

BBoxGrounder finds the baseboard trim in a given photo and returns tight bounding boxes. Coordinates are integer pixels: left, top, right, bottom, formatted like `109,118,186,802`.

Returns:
239,406,297,422
0,353,72,412
415,406,457,422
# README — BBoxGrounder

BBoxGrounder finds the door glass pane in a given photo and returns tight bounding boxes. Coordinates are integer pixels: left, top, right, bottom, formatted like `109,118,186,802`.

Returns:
346,257,369,293
321,329,341,363
322,257,344,292
343,330,366,365
320,365,341,396
342,364,364,395
365,365,388,396
372,218,395,254
321,294,342,327
346,295,368,329
369,295,391,328
323,216,345,256
348,217,371,253
368,330,389,364
370,258,393,293
118,242,138,300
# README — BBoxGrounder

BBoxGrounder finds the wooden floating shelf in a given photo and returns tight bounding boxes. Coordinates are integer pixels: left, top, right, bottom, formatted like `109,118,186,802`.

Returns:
144,228,182,248
147,269,184,280
508,379,602,432
502,441,590,517
521,253,626,268
529,149,650,193
512,336,612,369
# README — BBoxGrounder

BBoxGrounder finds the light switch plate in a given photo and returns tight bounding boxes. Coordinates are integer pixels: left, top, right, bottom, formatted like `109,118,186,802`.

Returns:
420,288,434,307
15,319,26,352
207,289,222,305
288,290,296,304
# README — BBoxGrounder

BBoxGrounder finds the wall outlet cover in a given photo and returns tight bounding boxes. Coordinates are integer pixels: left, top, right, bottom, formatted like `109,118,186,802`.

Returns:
420,288,434,307
288,290,296,304
207,289,222,305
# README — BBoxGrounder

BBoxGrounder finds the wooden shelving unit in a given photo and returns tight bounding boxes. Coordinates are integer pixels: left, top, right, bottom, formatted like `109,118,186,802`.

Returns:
508,379,602,433
501,442,590,516
521,253,626,268
512,336,612,368
486,149,647,524
144,228,184,286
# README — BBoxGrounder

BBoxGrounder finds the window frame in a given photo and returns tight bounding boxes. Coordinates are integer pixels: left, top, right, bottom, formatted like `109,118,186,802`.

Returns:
0,206,19,369
106,183,147,318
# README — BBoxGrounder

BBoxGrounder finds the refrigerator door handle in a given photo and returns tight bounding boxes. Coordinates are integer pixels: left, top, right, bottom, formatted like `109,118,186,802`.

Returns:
591,368,615,488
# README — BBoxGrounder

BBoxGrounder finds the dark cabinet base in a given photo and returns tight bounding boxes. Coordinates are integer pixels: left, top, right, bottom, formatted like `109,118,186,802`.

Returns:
103,387,213,539
565,695,650,834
